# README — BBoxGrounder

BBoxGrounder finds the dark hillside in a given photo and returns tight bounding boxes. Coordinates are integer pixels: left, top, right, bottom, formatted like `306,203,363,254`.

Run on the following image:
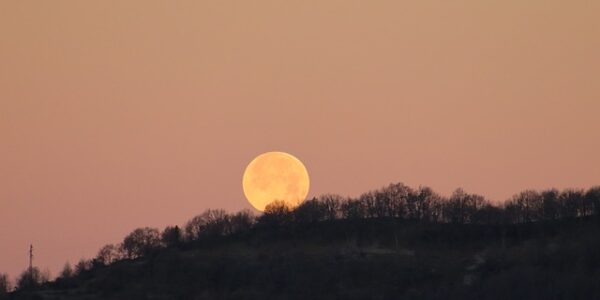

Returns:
8,217,600,300
6,184,600,300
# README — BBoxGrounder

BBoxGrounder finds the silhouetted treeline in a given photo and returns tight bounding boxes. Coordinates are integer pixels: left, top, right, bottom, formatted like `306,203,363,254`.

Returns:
59,184,600,275
5,183,600,298
78,184,599,269
256,184,600,230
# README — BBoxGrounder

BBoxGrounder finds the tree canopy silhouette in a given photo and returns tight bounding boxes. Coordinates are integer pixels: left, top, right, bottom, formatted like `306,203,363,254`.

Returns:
4,183,600,299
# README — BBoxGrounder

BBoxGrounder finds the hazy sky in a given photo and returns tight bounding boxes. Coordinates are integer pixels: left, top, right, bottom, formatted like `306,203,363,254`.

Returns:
1,1,599,279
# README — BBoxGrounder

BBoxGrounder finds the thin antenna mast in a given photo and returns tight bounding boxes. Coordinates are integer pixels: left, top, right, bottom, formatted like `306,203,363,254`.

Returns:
29,244,33,274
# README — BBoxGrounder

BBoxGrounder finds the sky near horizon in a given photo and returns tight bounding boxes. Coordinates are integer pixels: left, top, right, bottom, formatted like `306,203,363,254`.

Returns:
1,1,599,280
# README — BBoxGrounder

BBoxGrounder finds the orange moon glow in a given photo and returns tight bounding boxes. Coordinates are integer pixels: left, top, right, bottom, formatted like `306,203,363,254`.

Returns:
242,151,310,212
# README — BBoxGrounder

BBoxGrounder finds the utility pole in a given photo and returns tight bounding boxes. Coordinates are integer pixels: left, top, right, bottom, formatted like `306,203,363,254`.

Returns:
29,244,33,274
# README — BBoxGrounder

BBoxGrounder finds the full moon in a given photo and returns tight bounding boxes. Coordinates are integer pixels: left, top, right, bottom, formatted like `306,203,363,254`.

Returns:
242,151,310,212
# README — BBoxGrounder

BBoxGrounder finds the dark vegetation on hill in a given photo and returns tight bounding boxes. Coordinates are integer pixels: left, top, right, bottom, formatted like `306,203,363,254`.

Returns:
2,183,600,300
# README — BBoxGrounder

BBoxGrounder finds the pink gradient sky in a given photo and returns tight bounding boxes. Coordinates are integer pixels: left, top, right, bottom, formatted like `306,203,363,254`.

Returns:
1,1,599,279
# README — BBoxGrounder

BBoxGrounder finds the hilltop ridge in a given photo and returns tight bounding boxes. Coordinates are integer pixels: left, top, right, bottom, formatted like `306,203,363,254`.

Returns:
4,183,600,300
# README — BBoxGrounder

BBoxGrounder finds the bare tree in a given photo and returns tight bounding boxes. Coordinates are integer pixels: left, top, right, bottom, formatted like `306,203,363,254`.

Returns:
383,183,411,218
0,273,11,295
161,226,182,247
59,262,74,279
74,259,93,276
257,200,292,228
558,189,584,219
294,198,324,223
96,244,122,265
184,209,230,240
229,210,255,234
318,194,343,221
121,227,161,259
429,195,445,223
586,186,600,216
16,267,48,291
443,189,469,224
513,190,543,222
359,191,377,218
341,199,366,219
407,186,439,221
442,189,485,224
203,209,231,236
541,189,560,221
